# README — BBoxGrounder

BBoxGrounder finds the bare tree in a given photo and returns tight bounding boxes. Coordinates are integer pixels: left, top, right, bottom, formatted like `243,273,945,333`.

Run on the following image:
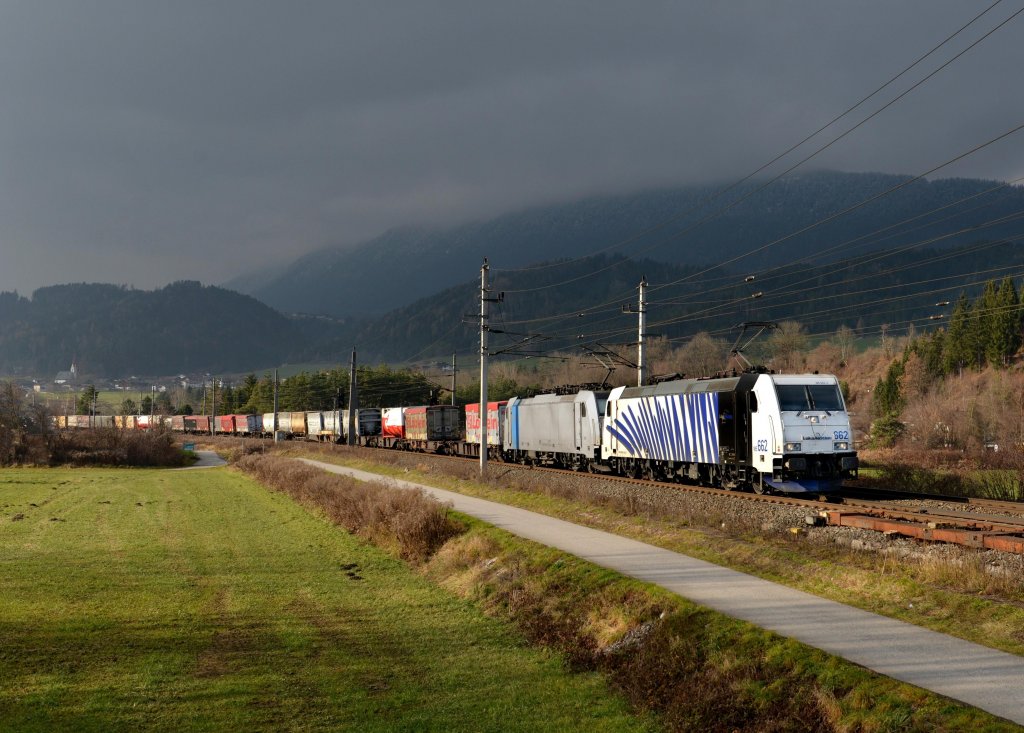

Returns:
834,325,856,366
769,321,809,372
679,332,729,378
880,323,894,360
901,351,931,400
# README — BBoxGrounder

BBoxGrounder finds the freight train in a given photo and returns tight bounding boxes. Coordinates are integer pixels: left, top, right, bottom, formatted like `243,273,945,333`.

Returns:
56,370,857,494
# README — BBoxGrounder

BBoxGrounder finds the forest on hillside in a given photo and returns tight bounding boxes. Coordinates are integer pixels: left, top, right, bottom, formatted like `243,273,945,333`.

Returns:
4,235,1023,378
0,282,304,376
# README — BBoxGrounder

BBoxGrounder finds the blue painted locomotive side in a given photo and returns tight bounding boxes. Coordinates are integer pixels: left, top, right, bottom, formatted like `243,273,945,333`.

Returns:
605,392,720,464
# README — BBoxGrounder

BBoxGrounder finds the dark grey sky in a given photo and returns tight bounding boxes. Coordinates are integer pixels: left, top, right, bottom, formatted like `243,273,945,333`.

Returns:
1,1,1021,295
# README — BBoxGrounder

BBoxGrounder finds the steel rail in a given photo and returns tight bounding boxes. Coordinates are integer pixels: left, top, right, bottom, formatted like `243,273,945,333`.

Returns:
339,443,1024,555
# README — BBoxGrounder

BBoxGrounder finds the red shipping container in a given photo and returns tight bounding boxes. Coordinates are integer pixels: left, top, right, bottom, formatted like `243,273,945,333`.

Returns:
381,407,406,439
465,401,507,446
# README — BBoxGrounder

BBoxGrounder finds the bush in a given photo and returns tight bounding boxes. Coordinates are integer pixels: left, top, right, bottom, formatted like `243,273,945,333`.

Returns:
234,454,461,562
870,415,906,448
49,428,187,467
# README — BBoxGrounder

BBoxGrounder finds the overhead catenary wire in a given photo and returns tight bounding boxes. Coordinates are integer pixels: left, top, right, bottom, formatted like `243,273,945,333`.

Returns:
497,177,1024,328
494,0,1009,282
391,6,1024,368
534,245,1024,356
647,209,1024,309
499,2,1023,296
536,227,1024,346
646,118,1024,297
501,175,1024,358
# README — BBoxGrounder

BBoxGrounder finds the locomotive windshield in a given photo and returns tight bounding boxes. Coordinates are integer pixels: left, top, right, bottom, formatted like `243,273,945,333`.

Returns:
775,383,844,412
808,384,844,411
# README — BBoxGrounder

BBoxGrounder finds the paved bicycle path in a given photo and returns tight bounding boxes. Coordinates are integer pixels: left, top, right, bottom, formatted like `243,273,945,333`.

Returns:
174,450,227,469
299,458,1024,725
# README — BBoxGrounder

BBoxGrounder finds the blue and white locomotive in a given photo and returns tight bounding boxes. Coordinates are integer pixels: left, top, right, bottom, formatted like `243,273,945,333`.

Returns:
601,372,858,493
499,371,857,493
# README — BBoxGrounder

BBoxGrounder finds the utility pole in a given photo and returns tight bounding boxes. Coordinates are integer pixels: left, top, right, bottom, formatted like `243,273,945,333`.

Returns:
477,259,503,475
479,260,490,476
273,369,279,442
334,387,343,443
451,352,457,406
347,349,357,446
638,276,647,387
211,377,217,436
622,276,648,386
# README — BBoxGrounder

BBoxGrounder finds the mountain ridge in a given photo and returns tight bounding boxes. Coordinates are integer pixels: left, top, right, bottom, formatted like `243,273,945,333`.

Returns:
231,170,1024,318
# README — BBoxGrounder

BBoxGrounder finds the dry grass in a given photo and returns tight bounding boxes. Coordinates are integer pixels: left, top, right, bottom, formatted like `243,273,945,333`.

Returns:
307,443,769,539
48,427,187,467
861,448,1024,499
234,448,1015,731
234,453,461,562
422,525,999,733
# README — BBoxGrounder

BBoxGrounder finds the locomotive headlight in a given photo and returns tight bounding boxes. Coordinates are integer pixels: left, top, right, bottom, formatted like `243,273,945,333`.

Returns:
834,441,849,451
784,442,802,452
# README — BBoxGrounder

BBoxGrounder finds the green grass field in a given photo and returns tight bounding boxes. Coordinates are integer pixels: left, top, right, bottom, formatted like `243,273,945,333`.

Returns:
0,467,651,732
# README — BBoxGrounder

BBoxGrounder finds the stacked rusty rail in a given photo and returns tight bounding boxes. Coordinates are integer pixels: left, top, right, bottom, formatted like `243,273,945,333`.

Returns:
821,506,1024,553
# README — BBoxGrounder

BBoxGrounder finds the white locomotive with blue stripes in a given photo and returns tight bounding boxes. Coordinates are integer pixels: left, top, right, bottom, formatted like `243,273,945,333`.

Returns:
601,372,857,493
502,371,857,494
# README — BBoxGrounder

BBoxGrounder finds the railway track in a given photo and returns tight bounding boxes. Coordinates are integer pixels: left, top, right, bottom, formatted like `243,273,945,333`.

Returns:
197,434,1024,555
340,443,1024,555
841,481,1024,516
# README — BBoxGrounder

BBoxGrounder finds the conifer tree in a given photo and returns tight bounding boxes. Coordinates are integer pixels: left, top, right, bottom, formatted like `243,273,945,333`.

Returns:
972,281,999,368
220,384,236,414
986,277,1022,367
871,359,906,447
76,385,99,415
921,328,945,380
943,292,972,375
872,359,905,419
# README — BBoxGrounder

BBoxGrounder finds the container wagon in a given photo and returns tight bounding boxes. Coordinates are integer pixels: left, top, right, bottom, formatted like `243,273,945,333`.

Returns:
381,407,406,440
342,408,382,442
183,415,210,434
305,411,325,441
261,412,293,437
465,401,507,458
289,412,307,438
403,405,463,452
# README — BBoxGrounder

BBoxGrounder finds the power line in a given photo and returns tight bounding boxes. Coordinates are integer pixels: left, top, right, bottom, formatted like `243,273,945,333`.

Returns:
498,178,1024,329
495,0,1009,279
498,2,1021,294
647,119,1024,296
